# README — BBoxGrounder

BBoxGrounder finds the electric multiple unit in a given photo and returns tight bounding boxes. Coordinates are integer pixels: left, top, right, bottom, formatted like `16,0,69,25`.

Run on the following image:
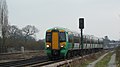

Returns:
45,27,103,59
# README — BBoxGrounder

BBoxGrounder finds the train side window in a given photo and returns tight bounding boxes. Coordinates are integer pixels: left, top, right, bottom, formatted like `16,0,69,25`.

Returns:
68,35,72,43
87,38,90,44
83,36,86,43
74,36,79,43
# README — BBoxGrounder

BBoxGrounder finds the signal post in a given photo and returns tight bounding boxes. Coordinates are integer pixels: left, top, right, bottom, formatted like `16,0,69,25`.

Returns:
79,18,84,55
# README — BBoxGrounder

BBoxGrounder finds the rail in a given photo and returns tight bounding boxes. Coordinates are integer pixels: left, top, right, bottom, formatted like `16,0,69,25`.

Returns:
0,50,107,67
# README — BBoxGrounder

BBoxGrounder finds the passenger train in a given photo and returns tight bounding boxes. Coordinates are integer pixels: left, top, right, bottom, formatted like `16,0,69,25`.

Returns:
45,27,103,59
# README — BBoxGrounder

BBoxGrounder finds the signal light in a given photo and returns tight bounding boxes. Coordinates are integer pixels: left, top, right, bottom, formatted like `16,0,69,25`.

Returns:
79,18,84,29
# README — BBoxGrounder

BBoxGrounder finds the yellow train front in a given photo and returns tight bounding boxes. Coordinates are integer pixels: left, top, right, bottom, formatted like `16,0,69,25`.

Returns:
45,27,70,59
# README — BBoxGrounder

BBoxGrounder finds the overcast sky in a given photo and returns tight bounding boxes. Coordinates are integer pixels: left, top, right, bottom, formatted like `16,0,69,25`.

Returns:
6,0,120,40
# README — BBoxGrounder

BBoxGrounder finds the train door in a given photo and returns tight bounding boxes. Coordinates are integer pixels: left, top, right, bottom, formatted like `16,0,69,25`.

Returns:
52,32,59,50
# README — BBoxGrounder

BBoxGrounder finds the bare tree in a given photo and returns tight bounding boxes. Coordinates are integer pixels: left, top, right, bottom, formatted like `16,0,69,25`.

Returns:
22,25,39,44
8,25,22,38
0,0,8,53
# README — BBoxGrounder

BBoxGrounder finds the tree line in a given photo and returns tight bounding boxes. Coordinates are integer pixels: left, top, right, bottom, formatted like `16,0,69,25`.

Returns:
0,0,44,53
0,24,45,53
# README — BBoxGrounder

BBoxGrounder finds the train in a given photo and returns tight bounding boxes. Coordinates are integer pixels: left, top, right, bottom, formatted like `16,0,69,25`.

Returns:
45,27,103,59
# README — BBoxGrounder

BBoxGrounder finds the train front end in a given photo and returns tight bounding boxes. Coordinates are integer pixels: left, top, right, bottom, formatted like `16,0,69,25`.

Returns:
45,28,67,59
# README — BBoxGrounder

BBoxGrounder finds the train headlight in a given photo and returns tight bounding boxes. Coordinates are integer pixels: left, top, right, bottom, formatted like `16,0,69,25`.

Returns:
61,45,64,47
55,28,57,29
46,44,50,48
61,44,65,48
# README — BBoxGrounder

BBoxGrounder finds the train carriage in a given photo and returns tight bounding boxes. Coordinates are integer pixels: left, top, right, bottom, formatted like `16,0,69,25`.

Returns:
45,27,103,59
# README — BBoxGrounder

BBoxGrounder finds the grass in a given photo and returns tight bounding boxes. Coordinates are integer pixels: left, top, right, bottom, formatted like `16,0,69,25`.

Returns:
95,51,113,67
115,46,120,67
70,51,105,67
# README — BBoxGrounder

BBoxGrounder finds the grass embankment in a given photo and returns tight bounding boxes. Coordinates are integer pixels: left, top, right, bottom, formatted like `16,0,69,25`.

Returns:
70,51,106,67
80,54,101,67
116,46,120,67
95,51,113,67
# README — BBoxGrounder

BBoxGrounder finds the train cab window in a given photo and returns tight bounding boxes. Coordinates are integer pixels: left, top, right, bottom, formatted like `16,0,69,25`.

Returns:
59,32,66,42
46,32,52,42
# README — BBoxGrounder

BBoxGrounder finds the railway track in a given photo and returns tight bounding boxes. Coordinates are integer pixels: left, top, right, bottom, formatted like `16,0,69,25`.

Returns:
12,60,50,67
0,57,63,67
0,56,47,67
24,60,63,67
0,50,107,67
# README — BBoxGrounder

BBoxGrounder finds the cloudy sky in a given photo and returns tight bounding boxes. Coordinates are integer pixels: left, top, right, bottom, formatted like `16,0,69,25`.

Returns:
6,0,120,40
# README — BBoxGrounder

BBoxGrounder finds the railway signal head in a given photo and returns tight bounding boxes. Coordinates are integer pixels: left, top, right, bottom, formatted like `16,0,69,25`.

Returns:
79,18,84,29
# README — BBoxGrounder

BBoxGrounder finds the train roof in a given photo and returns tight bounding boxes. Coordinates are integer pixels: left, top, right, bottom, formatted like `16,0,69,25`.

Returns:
46,27,80,35
46,27,103,40
46,27,72,32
